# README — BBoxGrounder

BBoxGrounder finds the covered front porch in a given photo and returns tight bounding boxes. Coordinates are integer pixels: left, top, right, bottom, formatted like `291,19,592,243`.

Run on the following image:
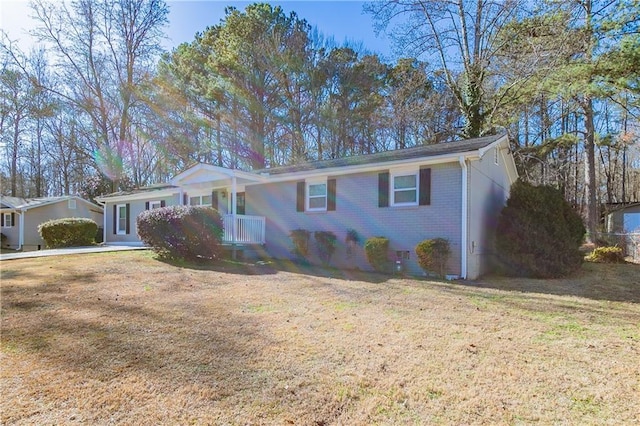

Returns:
171,164,267,246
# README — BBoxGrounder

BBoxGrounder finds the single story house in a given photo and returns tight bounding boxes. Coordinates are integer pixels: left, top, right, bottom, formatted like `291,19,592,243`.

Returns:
96,133,518,279
1,195,104,251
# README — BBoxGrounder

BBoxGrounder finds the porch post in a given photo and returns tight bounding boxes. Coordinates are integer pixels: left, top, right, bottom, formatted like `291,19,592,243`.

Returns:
231,174,237,259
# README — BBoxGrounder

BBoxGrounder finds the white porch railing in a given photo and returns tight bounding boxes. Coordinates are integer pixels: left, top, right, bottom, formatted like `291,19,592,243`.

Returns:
222,214,266,245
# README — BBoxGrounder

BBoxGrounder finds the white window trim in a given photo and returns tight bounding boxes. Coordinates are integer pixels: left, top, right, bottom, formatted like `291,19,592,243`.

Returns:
189,194,212,206
306,179,327,212
391,169,419,207
149,200,162,209
116,204,127,235
68,198,77,209
3,213,13,228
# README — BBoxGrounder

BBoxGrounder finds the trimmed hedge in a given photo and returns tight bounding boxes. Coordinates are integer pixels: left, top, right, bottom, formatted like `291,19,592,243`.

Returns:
415,238,451,278
496,180,585,278
137,206,223,262
364,236,389,272
38,218,98,248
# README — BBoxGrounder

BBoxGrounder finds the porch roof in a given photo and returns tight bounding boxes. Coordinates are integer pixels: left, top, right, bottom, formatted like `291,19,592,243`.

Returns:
170,163,265,187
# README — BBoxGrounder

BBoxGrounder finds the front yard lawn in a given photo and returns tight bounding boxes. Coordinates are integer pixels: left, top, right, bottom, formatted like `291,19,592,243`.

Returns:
1,251,639,424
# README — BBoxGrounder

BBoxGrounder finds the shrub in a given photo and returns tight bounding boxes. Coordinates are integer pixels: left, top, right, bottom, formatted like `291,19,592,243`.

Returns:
345,228,360,257
345,228,360,244
585,246,625,263
38,218,98,248
137,206,223,262
314,231,337,265
289,229,310,259
495,180,585,278
415,238,451,278
364,237,389,272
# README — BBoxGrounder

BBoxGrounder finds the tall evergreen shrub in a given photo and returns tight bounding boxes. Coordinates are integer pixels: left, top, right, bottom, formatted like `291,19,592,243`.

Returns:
495,180,585,278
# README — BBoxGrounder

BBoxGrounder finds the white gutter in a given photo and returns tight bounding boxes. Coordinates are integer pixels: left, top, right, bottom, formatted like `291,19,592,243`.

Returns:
18,209,24,250
459,156,468,279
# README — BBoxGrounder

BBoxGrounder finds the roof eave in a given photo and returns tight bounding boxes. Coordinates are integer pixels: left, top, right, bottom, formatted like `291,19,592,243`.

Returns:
95,188,181,203
258,149,483,183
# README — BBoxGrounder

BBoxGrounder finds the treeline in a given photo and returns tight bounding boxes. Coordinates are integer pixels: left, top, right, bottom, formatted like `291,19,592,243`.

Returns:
1,0,639,237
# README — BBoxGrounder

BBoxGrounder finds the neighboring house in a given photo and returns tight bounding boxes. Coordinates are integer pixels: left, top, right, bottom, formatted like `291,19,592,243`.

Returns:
96,133,518,279
0,196,104,251
605,202,640,261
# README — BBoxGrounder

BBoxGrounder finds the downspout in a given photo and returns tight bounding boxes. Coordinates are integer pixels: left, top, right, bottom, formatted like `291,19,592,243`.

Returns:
459,156,468,279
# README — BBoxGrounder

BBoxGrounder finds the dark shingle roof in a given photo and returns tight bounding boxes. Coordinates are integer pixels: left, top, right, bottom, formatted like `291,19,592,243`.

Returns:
256,133,505,175
98,184,178,198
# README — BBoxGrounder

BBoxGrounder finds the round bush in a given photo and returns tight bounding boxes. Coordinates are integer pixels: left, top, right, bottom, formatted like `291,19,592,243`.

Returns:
495,180,585,278
364,236,389,272
38,218,98,248
415,238,451,278
137,206,223,262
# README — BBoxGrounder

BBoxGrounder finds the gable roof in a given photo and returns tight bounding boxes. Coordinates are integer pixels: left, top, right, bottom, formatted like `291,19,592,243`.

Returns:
0,195,102,212
256,133,506,176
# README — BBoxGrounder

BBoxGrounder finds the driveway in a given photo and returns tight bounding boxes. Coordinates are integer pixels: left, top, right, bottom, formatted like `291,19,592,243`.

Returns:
0,245,148,261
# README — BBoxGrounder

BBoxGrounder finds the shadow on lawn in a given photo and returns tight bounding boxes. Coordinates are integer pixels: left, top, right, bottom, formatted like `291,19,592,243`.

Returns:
155,255,395,284
459,262,640,304
1,274,277,404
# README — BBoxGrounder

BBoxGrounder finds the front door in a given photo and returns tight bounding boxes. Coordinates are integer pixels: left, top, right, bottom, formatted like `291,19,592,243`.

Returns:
236,192,245,215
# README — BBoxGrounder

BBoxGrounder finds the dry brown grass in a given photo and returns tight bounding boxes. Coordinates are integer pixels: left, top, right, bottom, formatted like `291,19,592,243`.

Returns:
1,251,639,425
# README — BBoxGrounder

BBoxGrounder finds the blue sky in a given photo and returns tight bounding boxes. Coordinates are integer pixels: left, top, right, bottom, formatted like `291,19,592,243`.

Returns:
1,0,393,58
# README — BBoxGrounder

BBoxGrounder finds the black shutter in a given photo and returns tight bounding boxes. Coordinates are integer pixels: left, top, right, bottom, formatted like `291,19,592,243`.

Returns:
327,179,336,211
10,213,15,226
183,193,188,205
378,172,389,208
419,167,431,206
160,200,166,208
113,205,117,234
125,203,130,234
1,214,4,227
211,191,218,210
145,201,149,210
296,181,305,212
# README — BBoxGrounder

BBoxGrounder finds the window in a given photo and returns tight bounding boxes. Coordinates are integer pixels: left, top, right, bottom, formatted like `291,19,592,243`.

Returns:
379,168,430,208
68,198,76,209
307,182,327,211
392,172,418,206
189,195,212,206
494,147,499,165
297,179,336,212
3,213,13,228
117,204,127,235
149,200,162,210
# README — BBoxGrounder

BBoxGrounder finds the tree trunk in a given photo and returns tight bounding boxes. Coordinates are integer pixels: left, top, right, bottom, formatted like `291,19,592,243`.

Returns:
583,95,597,242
